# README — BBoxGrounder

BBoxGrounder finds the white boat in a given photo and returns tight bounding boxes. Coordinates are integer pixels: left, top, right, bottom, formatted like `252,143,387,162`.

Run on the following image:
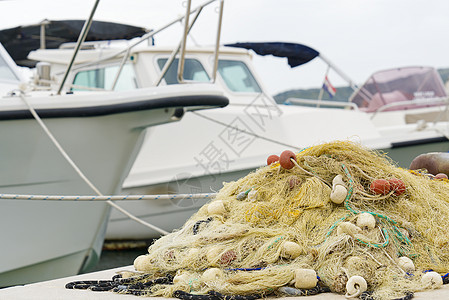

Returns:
15,22,449,240
0,3,228,287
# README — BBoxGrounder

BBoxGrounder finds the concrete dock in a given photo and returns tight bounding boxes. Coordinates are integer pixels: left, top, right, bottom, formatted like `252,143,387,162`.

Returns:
2,265,449,299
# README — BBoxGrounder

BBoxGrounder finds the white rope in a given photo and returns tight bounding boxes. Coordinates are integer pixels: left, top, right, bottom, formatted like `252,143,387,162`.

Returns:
19,92,103,196
192,111,303,150
18,91,171,235
0,192,216,201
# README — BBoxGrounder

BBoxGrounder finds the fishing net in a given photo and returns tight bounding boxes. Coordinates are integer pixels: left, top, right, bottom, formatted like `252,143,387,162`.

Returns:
68,141,449,299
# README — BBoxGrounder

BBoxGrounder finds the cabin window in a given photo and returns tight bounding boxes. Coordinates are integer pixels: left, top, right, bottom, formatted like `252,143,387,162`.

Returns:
217,60,261,93
157,58,210,84
0,54,19,82
72,63,137,91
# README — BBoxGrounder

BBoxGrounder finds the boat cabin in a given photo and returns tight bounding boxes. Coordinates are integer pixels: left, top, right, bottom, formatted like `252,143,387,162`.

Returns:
27,43,270,106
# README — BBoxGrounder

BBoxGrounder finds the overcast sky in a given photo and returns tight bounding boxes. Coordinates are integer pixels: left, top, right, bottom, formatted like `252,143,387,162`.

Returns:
1,0,448,95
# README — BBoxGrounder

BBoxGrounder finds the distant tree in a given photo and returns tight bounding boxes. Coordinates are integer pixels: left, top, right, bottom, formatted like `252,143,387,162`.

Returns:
438,68,449,84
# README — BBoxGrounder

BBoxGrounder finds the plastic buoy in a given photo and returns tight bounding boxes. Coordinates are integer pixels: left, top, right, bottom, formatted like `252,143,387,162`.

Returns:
388,178,406,195
345,276,367,298
281,241,302,259
435,173,448,180
279,150,296,169
330,185,347,204
294,268,318,289
267,154,280,165
370,179,390,195
356,212,376,229
398,256,415,273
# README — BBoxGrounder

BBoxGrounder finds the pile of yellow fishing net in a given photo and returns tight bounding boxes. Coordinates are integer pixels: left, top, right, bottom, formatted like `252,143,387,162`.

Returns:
71,141,449,299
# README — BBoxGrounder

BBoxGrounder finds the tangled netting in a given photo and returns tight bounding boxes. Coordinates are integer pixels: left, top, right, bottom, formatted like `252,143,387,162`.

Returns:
68,141,449,299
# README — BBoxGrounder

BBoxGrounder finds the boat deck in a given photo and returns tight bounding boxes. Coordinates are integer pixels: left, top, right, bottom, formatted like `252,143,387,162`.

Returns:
2,265,449,299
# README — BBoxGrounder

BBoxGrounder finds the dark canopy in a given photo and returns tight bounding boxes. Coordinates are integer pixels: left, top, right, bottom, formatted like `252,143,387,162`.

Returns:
225,42,320,68
0,20,147,67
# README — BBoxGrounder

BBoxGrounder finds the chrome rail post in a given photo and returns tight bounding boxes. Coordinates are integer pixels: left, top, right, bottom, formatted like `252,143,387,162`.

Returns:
57,0,218,77
110,47,132,90
155,7,204,86
177,0,192,83
39,19,50,49
211,0,224,83
57,0,100,95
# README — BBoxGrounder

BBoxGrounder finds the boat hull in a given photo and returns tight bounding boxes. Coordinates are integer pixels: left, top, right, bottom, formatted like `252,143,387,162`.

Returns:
0,108,174,286
0,85,229,286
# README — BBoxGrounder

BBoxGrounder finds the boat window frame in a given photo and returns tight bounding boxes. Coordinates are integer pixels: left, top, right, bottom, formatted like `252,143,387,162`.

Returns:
0,43,22,84
208,56,263,94
155,56,210,85
70,61,139,92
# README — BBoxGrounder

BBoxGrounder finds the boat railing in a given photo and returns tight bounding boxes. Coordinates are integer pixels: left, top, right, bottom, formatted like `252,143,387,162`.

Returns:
285,98,359,110
57,0,100,94
370,96,449,119
156,0,223,86
162,0,223,86
51,0,222,92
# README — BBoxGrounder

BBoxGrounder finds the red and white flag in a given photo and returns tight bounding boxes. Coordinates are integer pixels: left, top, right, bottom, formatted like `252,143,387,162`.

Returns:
322,76,336,98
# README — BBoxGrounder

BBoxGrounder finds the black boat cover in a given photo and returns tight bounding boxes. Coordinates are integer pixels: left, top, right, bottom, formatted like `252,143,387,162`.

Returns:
225,42,320,68
0,20,147,67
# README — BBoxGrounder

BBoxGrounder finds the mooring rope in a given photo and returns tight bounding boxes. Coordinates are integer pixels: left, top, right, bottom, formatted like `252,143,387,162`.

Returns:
192,111,303,151
18,91,172,235
0,192,216,201
19,91,103,196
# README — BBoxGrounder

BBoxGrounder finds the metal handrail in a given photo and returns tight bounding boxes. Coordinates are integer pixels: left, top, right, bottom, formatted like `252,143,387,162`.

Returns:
110,47,132,90
56,0,100,94
155,4,204,86
285,98,359,110
56,0,219,89
39,19,51,49
211,0,224,83
177,0,192,83
177,0,224,84
370,96,449,119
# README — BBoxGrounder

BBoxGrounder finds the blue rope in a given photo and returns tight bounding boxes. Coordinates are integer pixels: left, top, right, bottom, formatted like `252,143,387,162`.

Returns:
225,267,266,272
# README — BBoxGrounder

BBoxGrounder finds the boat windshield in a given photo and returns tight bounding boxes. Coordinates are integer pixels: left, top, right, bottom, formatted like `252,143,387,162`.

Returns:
217,60,262,93
72,63,137,91
350,66,447,112
157,58,210,84
157,58,262,93
0,51,20,83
